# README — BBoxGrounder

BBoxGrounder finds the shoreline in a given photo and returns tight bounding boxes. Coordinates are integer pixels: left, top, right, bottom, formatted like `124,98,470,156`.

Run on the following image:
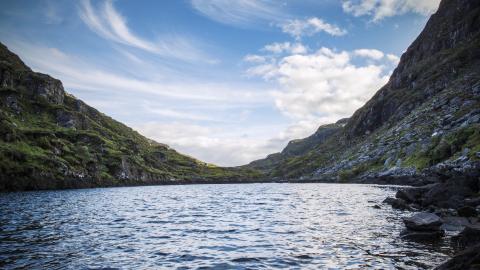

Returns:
0,176,418,193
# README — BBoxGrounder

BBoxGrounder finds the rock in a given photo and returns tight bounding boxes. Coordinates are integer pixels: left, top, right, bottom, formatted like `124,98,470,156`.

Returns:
435,244,480,270
383,197,411,210
5,95,21,114
421,178,476,208
56,110,76,128
395,186,432,203
441,216,474,231
400,229,445,241
396,188,416,203
28,75,65,105
452,226,480,249
458,206,478,217
403,212,443,231
377,167,417,178
372,204,381,209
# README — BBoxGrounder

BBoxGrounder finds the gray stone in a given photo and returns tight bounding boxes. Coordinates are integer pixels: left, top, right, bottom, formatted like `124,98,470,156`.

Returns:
403,212,443,231
383,197,411,210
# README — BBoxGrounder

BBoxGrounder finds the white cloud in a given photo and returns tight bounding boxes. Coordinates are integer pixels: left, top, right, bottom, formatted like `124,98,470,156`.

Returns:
263,42,307,55
134,122,286,166
280,17,347,39
353,48,384,60
190,0,285,27
342,0,441,21
386,53,400,64
133,119,327,166
79,0,214,63
246,46,392,125
243,54,266,63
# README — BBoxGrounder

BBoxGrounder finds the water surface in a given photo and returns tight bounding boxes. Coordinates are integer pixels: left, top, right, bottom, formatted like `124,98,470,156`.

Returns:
0,183,451,269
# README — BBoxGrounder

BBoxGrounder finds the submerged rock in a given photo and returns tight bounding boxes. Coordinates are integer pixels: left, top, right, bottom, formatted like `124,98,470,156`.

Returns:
400,229,445,241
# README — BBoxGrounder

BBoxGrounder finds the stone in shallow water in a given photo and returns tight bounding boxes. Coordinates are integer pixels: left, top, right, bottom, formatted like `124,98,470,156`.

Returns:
383,197,411,210
403,212,443,231
400,229,445,241
441,216,474,231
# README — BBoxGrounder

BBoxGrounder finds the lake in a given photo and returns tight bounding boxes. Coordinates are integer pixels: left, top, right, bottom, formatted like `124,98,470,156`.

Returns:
0,183,451,269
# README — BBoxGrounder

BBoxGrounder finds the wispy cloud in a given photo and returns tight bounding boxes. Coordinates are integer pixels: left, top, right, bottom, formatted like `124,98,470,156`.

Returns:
342,0,441,21
44,0,63,24
7,40,268,105
190,0,285,27
280,17,347,39
79,0,215,63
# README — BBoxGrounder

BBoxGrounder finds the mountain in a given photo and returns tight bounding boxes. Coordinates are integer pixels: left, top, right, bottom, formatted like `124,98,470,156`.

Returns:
0,44,261,191
247,0,480,183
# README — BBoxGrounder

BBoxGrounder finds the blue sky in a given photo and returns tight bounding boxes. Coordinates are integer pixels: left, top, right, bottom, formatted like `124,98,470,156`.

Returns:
0,0,440,166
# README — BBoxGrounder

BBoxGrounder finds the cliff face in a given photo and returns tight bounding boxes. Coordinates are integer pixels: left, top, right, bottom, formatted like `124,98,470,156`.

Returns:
0,43,260,191
249,0,480,182
347,0,480,137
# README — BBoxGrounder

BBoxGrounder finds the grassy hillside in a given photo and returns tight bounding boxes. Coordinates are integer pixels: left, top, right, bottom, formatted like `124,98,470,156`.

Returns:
0,43,262,191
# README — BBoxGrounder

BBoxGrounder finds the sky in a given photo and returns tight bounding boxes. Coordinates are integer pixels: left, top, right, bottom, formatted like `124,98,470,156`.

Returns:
0,0,441,166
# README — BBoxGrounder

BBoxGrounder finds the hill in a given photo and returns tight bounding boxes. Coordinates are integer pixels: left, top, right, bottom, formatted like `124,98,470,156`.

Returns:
0,43,261,191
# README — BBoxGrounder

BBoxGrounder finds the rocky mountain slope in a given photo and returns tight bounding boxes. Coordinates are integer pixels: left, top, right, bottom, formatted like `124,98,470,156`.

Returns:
0,43,261,191
247,0,480,183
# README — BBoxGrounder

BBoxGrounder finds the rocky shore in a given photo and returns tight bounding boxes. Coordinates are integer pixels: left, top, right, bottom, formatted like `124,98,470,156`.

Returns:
382,173,480,269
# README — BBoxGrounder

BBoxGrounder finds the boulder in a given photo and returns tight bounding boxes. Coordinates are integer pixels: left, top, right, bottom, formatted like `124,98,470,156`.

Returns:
403,212,443,231
441,216,474,231
396,184,435,202
421,178,476,208
396,188,417,203
383,197,411,210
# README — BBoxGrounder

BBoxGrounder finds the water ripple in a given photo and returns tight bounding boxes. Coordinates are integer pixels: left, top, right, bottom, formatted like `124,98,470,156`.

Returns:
0,183,452,269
